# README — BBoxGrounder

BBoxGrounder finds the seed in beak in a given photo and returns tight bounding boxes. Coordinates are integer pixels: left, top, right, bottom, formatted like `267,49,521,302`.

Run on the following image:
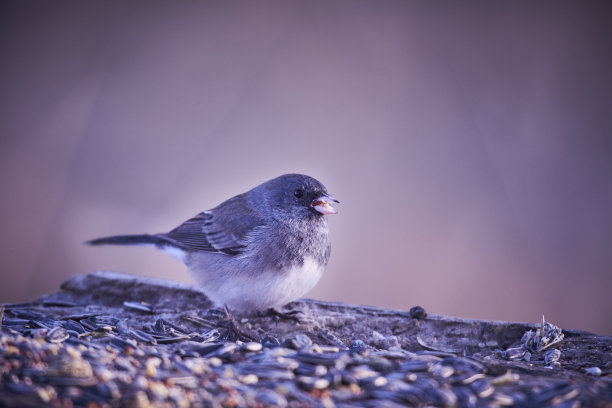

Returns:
311,195,339,215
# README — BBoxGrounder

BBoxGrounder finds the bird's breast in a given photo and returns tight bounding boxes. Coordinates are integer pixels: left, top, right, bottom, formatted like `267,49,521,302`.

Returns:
251,256,325,310
211,256,325,312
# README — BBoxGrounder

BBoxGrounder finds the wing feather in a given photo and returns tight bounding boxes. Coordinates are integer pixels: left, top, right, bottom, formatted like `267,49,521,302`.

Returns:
161,195,265,256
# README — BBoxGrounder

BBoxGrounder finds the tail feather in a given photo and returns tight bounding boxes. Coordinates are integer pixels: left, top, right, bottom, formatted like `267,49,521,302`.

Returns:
86,233,189,262
86,234,171,247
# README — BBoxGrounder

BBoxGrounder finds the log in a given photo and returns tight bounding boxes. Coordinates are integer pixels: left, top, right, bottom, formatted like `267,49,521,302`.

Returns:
1,271,610,406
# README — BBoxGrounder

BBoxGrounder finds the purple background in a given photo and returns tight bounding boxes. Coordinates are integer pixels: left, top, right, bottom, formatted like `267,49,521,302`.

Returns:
2,2,611,334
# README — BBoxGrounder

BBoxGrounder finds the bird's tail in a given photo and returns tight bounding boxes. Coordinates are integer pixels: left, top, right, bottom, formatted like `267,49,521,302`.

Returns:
86,234,171,247
86,234,187,262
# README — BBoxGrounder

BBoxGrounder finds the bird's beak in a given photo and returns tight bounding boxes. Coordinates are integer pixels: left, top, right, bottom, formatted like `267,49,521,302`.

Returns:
311,194,339,215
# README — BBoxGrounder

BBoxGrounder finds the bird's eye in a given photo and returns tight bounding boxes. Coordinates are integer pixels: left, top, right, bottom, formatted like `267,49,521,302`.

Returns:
293,189,304,198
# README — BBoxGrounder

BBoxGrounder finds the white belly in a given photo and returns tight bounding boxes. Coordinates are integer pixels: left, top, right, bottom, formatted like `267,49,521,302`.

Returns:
207,256,325,312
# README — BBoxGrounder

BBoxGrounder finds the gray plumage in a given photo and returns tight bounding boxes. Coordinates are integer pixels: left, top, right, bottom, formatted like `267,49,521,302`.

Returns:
87,174,338,312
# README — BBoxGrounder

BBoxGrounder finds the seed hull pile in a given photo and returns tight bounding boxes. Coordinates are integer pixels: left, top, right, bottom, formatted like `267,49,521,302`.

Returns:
1,271,610,407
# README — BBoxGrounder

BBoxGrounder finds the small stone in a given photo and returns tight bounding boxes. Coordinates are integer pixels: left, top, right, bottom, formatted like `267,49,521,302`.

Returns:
373,376,388,387
243,342,262,352
349,339,367,352
409,305,427,319
241,374,258,384
544,349,561,365
585,366,602,376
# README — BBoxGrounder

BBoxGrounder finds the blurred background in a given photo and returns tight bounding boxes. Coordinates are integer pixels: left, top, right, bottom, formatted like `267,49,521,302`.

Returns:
1,1,611,335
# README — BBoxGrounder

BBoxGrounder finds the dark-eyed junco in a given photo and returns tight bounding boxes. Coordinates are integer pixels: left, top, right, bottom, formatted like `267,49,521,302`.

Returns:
87,174,338,312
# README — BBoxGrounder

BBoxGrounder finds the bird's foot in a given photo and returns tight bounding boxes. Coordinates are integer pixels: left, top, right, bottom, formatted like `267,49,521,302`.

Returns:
221,305,256,342
261,307,302,323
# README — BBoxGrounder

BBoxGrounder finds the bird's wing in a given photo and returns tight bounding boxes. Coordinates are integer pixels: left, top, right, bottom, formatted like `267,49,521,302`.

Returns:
162,197,264,256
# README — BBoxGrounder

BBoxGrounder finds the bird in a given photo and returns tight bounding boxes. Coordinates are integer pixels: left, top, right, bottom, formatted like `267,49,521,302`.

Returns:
87,173,339,313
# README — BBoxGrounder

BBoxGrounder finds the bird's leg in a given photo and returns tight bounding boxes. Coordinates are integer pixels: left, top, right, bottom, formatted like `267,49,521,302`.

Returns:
222,304,256,342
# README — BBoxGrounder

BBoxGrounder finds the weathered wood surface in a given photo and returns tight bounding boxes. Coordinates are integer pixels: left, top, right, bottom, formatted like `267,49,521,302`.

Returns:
1,271,611,407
